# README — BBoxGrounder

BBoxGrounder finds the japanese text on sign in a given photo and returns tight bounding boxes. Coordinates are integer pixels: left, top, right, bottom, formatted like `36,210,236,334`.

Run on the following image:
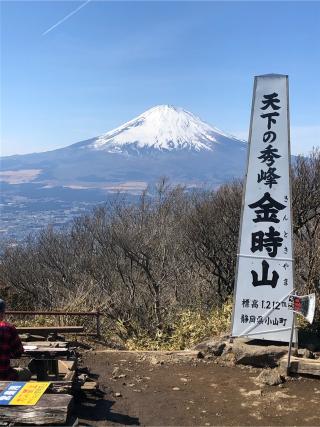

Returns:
232,74,294,342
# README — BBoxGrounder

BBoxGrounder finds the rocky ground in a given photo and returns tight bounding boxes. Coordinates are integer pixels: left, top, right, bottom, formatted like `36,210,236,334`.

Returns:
74,348,320,426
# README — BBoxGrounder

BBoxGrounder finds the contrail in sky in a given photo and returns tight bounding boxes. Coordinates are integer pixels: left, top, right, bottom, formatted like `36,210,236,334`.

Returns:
42,0,91,36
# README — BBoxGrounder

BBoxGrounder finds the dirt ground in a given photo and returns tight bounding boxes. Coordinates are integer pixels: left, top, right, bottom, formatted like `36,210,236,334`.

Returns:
75,350,320,426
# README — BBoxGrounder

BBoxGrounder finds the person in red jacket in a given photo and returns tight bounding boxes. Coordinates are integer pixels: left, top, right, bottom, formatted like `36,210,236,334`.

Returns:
0,299,25,381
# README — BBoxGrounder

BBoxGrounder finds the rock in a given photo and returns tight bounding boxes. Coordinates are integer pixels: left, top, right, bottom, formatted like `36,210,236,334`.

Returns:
114,392,122,397
302,348,315,359
229,339,287,368
211,342,226,356
172,387,180,391
221,351,237,366
112,367,119,377
194,338,227,356
77,373,88,383
255,369,284,386
197,338,287,369
205,355,214,360
150,356,164,365
112,368,127,380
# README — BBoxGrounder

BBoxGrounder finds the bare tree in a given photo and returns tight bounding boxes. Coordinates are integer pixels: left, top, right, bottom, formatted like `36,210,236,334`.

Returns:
1,150,319,339
184,181,242,303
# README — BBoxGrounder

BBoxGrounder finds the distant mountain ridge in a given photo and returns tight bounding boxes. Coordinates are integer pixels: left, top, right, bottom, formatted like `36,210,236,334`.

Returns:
1,105,248,191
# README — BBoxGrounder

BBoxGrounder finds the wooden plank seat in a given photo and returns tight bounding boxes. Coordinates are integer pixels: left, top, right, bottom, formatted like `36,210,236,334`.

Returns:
17,326,84,336
23,347,70,357
23,341,69,348
280,355,320,377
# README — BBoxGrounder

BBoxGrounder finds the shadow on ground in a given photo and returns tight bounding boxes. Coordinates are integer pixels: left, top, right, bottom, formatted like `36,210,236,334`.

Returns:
75,395,140,425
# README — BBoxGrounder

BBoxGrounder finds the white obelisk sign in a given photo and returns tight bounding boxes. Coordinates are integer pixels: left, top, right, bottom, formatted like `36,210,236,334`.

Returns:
232,74,294,342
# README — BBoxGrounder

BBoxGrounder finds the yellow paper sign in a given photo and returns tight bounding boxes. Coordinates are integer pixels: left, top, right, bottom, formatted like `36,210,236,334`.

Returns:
10,382,50,406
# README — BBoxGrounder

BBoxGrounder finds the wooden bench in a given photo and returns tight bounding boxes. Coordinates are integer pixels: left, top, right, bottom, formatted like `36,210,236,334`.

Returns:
17,326,84,337
23,341,69,348
280,355,320,377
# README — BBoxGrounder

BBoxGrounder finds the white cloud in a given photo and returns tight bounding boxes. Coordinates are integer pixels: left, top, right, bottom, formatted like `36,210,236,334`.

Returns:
231,125,320,156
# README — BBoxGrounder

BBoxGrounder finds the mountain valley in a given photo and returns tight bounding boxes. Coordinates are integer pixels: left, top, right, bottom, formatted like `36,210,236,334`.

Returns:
1,105,248,241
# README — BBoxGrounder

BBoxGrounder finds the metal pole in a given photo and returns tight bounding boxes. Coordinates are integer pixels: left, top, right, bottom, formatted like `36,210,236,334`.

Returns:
286,313,295,375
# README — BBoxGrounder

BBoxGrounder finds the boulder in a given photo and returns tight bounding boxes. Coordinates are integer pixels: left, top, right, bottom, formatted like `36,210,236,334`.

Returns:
193,338,227,356
255,369,284,386
194,337,289,368
229,339,288,368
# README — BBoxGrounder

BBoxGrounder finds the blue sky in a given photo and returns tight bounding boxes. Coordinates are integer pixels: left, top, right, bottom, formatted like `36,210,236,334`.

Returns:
1,0,320,156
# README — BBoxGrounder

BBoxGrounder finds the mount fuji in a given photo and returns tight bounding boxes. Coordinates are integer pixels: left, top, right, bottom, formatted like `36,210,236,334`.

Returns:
88,105,242,154
1,105,247,191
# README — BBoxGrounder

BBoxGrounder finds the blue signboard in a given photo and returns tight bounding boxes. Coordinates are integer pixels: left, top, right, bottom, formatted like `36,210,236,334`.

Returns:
0,382,25,405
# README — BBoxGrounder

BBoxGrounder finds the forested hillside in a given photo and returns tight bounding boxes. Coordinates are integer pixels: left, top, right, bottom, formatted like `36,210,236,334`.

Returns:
1,150,319,348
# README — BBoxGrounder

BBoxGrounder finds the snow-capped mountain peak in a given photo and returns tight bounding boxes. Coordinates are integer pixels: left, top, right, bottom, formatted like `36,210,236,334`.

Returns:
89,105,240,153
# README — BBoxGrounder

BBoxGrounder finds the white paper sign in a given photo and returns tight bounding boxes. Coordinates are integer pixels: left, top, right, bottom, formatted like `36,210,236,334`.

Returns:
232,74,294,342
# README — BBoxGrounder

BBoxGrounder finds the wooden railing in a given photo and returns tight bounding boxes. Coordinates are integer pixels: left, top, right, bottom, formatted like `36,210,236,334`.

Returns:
6,310,101,339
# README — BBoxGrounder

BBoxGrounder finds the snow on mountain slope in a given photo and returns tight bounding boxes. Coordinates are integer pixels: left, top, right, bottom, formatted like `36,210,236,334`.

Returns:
0,105,248,192
89,105,243,153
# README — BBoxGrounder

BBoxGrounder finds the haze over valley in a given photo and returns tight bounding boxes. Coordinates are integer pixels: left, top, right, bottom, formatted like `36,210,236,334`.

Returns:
1,105,248,241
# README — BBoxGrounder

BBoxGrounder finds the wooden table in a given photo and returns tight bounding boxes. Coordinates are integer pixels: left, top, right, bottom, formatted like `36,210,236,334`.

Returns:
23,347,76,381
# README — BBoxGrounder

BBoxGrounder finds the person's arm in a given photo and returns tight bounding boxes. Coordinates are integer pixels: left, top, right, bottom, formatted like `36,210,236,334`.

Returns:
9,325,24,358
